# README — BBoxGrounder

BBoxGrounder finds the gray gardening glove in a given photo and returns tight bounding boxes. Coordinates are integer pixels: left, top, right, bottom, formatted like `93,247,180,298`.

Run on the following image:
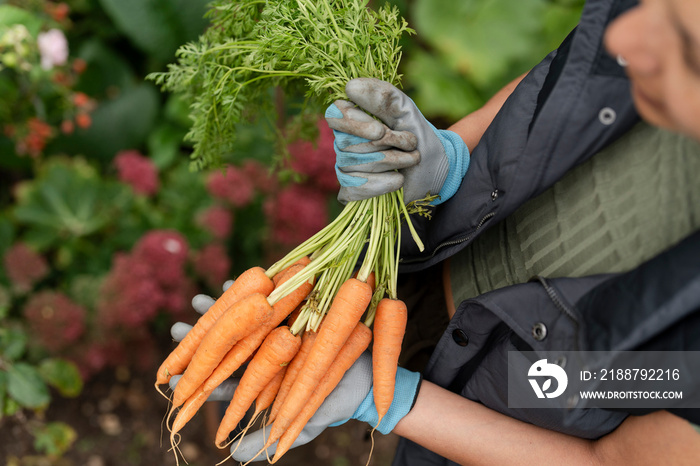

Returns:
230,352,421,462
326,77,470,204
169,279,234,342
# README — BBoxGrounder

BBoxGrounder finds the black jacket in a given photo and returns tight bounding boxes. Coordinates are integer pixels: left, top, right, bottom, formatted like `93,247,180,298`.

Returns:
393,0,700,464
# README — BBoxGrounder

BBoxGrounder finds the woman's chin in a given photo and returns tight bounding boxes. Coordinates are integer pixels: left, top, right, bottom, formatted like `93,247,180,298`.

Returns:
632,93,673,131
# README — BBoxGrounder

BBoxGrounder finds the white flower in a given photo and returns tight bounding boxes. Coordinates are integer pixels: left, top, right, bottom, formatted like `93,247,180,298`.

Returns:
37,29,68,70
0,24,31,47
163,238,183,254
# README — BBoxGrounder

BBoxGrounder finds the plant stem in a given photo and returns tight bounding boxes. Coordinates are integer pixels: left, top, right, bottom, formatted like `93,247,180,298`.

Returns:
397,189,425,252
265,200,361,277
357,196,382,282
267,202,371,305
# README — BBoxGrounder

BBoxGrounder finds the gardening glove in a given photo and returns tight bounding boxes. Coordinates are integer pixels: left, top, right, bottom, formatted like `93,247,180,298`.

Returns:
230,352,422,463
325,77,470,205
169,279,234,341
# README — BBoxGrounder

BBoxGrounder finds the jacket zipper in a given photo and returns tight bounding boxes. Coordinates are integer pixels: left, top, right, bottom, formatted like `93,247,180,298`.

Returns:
399,212,496,264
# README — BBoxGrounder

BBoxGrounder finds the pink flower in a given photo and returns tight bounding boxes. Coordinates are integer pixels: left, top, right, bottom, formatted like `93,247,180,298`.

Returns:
192,243,231,290
97,253,164,329
198,205,233,239
287,120,339,192
37,29,68,70
132,230,189,285
206,165,255,207
4,242,49,292
97,230,194,329
242,159,278,194
23,291,86,352
160,275,197,320
114,150,159,196
265,184,329,245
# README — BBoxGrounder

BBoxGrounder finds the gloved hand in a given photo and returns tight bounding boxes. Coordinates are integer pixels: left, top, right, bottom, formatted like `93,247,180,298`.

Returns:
229,352,421,462
169,278,234,343
326,77,470,205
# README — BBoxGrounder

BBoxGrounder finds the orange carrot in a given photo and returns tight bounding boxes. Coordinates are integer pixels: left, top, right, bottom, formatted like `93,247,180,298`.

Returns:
170,386,209,438
255,365,287,417
352,270,376,291
215,326,301,447
170,265,313,444
272,322,372,462
201,263,313,395
366,271,376,291
273,256,311,286
268,264,314,327
225,366,287,461
156,266,274,386
171,357,285,453
372,298,407,424
264,278,372,450
267,329,318,425
168,264,312,436
201,330,266,395
172,293,274,408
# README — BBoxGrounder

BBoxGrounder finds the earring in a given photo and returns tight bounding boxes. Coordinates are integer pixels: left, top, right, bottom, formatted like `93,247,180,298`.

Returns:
616,55,628,67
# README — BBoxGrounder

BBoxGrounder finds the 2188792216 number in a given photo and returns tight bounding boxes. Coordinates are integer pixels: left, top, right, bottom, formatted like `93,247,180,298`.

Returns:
600,368,681,381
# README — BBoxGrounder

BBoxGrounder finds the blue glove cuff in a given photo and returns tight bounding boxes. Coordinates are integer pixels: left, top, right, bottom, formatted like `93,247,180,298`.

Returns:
432,129,469,205
351,367,422,435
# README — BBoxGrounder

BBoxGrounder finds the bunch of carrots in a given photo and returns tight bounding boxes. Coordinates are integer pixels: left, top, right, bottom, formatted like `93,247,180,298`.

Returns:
151,0,424,463
157,194,419,463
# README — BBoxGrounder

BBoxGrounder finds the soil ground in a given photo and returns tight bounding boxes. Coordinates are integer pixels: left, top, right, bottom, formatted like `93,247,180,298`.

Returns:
0,341,400,466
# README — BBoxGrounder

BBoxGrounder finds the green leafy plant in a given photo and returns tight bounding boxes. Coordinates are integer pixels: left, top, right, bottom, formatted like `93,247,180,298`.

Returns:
12,159,127,251
97,0,210,65
0,0,589,462
0,319,83,457
0,0,331,462
32,421,78,458
403,0,585,119
150,0,423,324
149,0,413,170
0,3,96,163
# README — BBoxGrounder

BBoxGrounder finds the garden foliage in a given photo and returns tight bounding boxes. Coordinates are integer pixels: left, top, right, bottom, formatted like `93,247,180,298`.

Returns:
0,0,583,459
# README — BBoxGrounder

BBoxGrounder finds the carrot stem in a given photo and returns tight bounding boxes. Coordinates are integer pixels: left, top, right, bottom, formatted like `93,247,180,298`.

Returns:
289,207,369,335
357,196,383,283
265,199,362,278
397,188,424,253
267,200,370,305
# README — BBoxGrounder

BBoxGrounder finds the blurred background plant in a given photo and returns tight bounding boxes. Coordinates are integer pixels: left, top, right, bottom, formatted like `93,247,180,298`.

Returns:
0,0,583,463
